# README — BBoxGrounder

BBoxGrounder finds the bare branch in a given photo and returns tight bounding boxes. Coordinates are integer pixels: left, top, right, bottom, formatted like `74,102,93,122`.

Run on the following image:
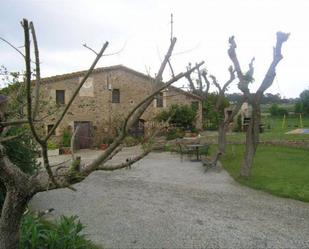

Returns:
29,22,41,120
257,32,289,95
210,75,221,92
98,149,149,171
0,132,25,143
228,36,249,95
84,41,127,57
156,37,177,82
0,145,30,189
103,41,127,56
82,43,98,55
23,19,57,186
222,65,235,93
167,59,175,78
200,69,210,97
0,120,29,127
0,37,25,59
185,63,196,91
23,19,43,146
196,63,203,91
105,145,123,162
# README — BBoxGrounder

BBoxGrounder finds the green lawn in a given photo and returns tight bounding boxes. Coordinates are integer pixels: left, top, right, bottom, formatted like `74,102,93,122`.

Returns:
204,116,309,144
221,144,309,202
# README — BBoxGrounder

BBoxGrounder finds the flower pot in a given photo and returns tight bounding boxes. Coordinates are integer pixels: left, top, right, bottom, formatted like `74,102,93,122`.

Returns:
100,144,108,150
60,147,71,155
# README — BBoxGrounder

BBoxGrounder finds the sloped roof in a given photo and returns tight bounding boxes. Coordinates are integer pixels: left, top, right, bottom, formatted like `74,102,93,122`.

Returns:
40,65,202,101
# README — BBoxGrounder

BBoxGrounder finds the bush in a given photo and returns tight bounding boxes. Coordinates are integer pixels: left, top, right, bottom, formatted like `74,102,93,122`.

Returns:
20,214,99,249
62,129,72,147
166,128,184,140
296,89,309,116
269,104,288,117
48,141,59,150
0,126,39,210
203,93,229,130
233,114,242,132
156,104,197,130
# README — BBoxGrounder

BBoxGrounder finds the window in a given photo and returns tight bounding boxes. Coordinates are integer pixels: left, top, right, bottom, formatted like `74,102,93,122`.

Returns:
191,101,199,111
56,90,65,104
47,124,55,135
156,92,164,108
112,89,120,103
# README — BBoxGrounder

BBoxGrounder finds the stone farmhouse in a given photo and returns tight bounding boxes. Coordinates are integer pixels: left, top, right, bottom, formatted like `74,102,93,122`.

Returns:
39,65,203,149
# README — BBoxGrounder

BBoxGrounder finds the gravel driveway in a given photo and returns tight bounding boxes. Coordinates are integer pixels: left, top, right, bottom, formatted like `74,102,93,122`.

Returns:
30,148,309,248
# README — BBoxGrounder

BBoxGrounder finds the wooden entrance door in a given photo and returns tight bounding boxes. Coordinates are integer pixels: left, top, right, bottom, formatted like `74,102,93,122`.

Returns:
74,121,92,149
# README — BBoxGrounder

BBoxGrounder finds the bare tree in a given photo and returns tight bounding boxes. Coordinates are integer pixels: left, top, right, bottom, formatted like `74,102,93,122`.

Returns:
186,62,240,154
228,32,289,177
208,66,236,154
185,63,211,99
0,19,204,249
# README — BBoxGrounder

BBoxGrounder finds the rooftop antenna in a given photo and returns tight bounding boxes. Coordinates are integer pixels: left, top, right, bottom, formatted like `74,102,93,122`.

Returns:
170,13,174,42
168,13,175,78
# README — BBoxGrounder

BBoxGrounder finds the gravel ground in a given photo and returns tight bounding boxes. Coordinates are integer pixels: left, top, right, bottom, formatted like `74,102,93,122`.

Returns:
30,148,309,248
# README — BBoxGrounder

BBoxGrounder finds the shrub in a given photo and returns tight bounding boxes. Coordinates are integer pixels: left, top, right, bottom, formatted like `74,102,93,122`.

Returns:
233,114,242,132
20,214,99,249
48,141,59,150
156,104,197,130
166,128,184,140
295,89,309,116
269,104,288,117
62,129,72,147
0,126,39,210
203,93,229,130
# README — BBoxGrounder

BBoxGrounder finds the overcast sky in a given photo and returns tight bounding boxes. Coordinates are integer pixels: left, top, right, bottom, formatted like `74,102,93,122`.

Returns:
1,0,308,97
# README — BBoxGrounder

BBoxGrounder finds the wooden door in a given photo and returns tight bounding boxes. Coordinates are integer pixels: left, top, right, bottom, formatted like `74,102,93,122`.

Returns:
74,121,92,149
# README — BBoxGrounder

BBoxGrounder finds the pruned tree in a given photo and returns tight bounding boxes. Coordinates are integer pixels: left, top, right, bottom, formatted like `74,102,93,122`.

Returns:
186,62,240,154
206,66,235,154
185,63,210,99
0,19,204,249
228,32,289,177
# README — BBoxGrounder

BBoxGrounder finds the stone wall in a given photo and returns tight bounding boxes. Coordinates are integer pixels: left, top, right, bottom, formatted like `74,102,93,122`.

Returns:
39,66,203,147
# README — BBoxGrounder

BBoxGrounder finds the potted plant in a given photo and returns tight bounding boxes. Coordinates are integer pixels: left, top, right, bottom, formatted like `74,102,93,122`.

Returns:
100,136,114,150
47,141,59,156
60,129,72,154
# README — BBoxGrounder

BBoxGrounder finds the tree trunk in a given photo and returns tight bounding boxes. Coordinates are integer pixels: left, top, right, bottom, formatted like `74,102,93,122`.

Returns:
240,101,261,177
0,188,29,249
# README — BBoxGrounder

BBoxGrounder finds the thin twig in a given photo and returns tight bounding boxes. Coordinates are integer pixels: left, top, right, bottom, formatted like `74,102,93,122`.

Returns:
0,37,25,59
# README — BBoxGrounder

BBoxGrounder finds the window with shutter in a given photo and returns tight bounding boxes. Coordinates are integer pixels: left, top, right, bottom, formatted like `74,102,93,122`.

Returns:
112,89,120,103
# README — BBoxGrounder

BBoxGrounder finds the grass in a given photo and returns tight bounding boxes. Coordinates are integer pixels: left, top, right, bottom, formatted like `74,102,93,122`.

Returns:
220,144,309,202
203,116,309,144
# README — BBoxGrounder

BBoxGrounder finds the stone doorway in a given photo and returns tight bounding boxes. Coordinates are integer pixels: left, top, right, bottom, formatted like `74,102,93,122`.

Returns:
74,121,92,149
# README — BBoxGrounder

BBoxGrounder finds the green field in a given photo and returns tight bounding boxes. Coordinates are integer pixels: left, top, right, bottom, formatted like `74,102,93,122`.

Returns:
223,116,309,143
204,115,309,202
221,144,309,202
